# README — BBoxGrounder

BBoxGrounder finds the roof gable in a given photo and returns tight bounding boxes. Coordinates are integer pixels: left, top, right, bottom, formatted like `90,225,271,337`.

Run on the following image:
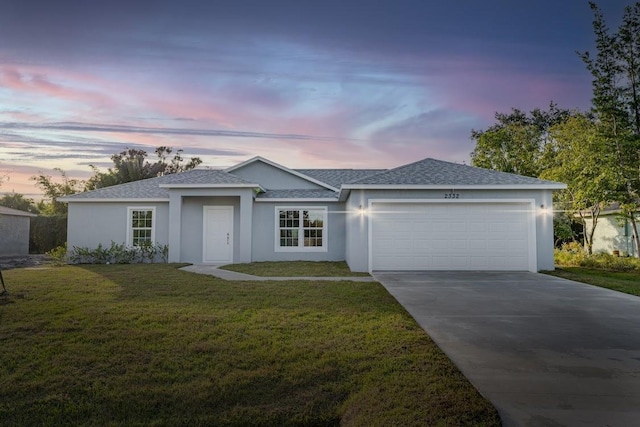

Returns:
227,157,337,191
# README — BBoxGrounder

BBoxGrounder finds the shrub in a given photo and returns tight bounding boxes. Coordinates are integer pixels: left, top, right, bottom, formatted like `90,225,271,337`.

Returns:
46,243,68,267
68,242,169,264
555,242,640,271
554,242,587,267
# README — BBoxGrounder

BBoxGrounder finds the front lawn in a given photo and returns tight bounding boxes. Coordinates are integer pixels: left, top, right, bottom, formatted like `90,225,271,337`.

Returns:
546,267,640,297
221,261,371,277
0,264,499,426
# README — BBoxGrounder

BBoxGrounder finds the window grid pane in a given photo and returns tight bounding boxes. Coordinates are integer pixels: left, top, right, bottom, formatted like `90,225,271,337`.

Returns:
278,208,325,249
131,209,153,246
280,229,299,247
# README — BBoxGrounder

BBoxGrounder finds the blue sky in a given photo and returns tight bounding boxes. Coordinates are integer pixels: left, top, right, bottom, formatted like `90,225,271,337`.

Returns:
0,0,634,196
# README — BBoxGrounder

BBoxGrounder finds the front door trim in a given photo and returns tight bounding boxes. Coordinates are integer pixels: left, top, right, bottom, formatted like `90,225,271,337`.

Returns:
203,205,234,263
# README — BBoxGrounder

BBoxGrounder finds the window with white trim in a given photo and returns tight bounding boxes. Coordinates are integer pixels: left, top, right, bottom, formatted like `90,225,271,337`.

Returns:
127,207,156,247
276,207,327,251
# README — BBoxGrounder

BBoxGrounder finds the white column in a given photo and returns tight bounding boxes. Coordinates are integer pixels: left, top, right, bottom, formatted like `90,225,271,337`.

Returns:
168,192,183,262
238,190,253,263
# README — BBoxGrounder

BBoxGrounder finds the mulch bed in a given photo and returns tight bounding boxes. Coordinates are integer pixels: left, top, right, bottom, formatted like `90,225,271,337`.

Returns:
0,255,52,271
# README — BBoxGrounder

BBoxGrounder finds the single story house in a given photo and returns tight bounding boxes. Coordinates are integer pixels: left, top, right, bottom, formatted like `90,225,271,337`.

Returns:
0,206,37,256
585,205,638,257
60,156,566,272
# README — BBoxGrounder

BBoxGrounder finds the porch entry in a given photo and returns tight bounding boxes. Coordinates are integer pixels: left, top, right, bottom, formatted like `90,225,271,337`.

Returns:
203,206,234,263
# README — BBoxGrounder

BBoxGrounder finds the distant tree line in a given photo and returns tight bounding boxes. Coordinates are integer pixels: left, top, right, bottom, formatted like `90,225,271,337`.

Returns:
0,146,201,253
471,2,640,256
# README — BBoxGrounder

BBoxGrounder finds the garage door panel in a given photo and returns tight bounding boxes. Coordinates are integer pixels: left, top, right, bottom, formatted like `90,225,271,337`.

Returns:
393,238,413,250
450,239,468,250
371,202,532,271
469,240,487,250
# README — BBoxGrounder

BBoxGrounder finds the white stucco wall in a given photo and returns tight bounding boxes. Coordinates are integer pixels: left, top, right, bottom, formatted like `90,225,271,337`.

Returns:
66,202,170,250
587,215,637,257
251,201,346,262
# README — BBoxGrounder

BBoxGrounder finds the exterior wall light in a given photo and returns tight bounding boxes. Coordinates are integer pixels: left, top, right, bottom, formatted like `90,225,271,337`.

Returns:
358,205,366,216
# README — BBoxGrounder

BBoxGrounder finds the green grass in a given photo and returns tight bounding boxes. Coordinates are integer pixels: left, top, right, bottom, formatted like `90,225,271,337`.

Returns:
546,267,640,297
220,261,371,277
0,264,499,426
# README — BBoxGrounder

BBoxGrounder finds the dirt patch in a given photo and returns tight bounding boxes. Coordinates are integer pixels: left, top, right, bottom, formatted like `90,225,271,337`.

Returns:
0,255,52,271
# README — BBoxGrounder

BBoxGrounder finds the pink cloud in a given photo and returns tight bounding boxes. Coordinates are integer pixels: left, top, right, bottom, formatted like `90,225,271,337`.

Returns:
0,66,116,112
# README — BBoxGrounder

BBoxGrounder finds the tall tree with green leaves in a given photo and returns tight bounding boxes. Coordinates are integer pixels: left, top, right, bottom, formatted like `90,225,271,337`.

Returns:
31,168,84,216
580,2,640,256
85,146,202,190
541,114,615,254
470,103,571,177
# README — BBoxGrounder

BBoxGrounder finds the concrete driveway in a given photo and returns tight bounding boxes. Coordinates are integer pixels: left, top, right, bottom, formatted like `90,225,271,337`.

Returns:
373,271,640,427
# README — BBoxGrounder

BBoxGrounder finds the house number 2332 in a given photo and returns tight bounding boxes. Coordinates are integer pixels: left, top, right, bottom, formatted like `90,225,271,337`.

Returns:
444,193,460,199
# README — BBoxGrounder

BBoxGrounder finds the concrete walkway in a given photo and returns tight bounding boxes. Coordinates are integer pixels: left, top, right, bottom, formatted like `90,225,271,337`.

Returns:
180,264,375,282
374,271,640,427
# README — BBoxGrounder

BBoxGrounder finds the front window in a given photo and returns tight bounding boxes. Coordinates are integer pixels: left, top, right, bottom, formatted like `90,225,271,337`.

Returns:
128,207,155,247
276,207,327,251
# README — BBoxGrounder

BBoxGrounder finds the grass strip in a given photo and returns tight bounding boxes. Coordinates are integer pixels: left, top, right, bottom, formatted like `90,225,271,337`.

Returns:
220,261,371,277
546,267,640,297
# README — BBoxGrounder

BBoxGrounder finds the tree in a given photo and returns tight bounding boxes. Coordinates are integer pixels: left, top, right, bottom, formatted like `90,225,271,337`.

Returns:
0,192,39,214
470,103,571,177
541,114,615,254
31,168,84,216
85,146,202,190
579,2,640,257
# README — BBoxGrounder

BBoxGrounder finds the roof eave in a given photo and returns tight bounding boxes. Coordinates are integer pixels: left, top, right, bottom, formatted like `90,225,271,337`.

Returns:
255,198,340,202
158,183,262,189
0,210,38,217
58,197,169,203
340,184,567,190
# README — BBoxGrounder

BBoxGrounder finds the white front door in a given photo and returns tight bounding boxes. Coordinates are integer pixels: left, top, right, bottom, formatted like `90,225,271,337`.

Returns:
203,206,233,263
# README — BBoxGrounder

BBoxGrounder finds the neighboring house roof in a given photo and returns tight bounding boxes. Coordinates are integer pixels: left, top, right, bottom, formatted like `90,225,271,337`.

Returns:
295,169,384,188
59,169,258,202
0,206,37,217
344,158,566,188
579,202,640,218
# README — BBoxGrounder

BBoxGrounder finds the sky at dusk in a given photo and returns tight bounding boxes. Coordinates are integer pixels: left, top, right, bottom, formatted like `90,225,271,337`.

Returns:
0,0,635,197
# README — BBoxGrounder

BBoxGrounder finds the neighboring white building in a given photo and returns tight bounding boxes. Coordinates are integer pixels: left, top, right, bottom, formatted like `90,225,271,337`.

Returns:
585,207,638,257
60,157,566,272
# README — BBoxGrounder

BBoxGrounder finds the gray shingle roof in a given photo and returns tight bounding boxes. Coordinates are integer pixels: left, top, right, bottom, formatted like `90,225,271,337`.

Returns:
256,189,339,199
0,206,37,217
296,169,384,188
61,169,255,200
162,169,254,186
61,157,565,202
348,158,563,186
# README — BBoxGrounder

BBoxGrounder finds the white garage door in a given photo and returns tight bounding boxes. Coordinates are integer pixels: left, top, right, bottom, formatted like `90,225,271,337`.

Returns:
371,202,533,271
